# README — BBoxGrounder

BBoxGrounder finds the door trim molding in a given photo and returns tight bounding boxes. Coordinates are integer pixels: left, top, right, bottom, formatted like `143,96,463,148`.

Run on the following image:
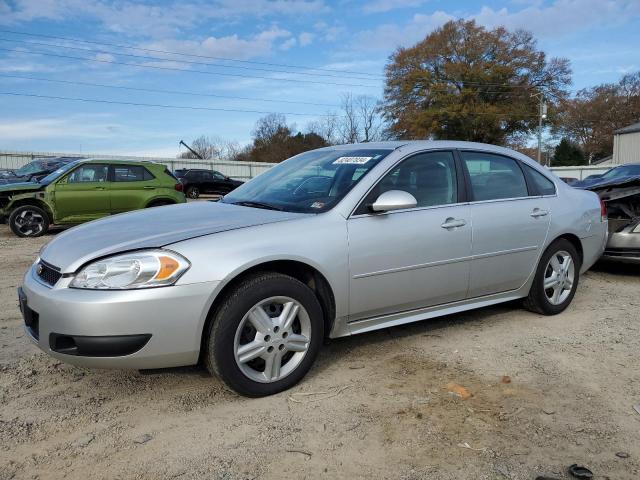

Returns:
352,245,537,279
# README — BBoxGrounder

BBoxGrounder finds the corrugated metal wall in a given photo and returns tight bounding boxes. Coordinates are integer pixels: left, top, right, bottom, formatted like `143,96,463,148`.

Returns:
0,150,276,180
613,132,640,165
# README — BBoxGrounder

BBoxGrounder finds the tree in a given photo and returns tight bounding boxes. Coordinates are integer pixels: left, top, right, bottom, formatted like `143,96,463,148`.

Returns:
238,115,329,163
382,19,571,144
552,138,586,166
307,95,385,145
556,72,640,162
178,135,242,161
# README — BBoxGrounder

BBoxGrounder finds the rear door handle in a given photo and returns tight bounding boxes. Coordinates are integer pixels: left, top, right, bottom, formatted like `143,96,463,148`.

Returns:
530,208,549,218
143,186,155,190
441,217,466,229
94,186,105,190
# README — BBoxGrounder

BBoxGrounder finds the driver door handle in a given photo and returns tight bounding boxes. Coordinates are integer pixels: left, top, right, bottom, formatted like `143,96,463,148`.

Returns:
441,218,466,229
530,208,549,218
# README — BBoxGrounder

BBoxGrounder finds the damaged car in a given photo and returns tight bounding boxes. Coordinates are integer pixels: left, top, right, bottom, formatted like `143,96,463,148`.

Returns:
574,163,640,263
0,157,79,185
1,159,185,237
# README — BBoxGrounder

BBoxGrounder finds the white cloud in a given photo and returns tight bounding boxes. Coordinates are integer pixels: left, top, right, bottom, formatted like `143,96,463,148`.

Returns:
471,0,640,37
280,38,297,51
363,0,428,14
0,115,123,140
352,11,453,51
0,0,329,37
298,32,314,46
351,0,640,52
142,27,292,61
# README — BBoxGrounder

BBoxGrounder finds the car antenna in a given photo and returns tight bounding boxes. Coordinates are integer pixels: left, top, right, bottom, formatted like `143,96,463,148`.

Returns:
179,140,204,160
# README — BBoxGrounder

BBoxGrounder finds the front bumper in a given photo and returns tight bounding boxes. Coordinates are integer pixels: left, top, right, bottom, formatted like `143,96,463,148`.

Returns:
602,229,640,264
20,266,220,369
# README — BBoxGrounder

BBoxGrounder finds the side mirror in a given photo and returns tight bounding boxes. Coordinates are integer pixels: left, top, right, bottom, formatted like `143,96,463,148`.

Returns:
370,190,417,213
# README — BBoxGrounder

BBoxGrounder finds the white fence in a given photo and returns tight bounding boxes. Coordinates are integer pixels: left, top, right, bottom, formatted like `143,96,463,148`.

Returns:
1,149,613,182
548,165,610,180
0,150,276,181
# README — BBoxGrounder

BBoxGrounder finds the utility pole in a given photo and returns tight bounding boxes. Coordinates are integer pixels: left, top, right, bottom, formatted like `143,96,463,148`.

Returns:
533,93,547,165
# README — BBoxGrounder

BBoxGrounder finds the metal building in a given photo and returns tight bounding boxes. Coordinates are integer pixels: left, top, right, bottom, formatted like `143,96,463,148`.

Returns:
613,122,640,164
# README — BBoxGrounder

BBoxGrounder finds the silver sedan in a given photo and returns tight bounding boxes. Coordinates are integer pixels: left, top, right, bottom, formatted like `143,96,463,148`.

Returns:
19,141,607,396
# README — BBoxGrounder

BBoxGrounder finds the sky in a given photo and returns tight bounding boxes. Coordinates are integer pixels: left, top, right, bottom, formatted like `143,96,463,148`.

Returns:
0,0,639,157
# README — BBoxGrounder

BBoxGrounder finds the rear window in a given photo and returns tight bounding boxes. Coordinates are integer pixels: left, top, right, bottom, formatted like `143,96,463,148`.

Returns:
524,165,556,195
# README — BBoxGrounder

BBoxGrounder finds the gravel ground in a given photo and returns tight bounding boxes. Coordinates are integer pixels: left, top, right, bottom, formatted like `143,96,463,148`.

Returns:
1,224,639,480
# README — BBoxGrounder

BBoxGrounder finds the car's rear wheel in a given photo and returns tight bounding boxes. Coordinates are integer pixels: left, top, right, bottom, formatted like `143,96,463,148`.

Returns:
186,186,199,199
9,205,50,238
204,272,324,397
524,238,581,315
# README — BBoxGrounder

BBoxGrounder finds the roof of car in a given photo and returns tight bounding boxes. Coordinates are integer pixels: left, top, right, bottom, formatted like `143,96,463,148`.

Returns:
73,158,162,166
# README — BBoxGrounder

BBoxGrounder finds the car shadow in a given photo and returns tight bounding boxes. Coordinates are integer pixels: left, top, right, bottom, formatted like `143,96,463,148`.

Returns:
591,259,640,277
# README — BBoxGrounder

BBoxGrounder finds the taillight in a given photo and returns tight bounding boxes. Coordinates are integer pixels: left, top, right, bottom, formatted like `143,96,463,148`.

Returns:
600,198,607,220
175,183,183,192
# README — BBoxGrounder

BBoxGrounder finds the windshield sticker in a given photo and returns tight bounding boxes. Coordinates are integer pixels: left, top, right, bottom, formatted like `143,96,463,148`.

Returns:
310,201,325,209
333,156,373,165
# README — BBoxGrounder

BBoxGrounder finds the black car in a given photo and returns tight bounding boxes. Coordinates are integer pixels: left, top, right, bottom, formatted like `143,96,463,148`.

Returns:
174,168,243,198
0,157,80,185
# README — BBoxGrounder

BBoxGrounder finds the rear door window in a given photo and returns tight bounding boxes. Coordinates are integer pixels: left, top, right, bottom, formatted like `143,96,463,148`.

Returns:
461,152,528,201
113,165,152,182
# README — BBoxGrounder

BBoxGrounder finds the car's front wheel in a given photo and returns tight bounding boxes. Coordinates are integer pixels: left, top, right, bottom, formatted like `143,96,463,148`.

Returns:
524,238,581,315
204,272,324,397
9,205,50,238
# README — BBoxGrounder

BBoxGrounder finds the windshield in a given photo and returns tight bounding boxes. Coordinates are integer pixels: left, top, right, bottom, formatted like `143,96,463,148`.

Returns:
221,148,392,213
15,160,49,176
602,164,640,180
39,161,82,185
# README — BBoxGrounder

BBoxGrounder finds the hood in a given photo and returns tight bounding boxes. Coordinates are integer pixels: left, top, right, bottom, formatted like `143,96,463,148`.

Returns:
575,174,640,191
40,201,306,273
0,181,43,191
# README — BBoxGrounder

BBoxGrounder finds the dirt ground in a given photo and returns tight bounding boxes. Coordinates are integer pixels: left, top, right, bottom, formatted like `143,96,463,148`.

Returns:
1,224,639,480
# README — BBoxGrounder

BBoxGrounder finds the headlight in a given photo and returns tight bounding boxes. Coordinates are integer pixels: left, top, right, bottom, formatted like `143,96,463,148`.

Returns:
70,250,190,290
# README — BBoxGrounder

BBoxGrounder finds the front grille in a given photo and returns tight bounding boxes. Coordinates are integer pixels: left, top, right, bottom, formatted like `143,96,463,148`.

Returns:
36,261,62,286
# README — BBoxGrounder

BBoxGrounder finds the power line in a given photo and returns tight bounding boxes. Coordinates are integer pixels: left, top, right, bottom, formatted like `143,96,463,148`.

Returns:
0,47,380,89
0,90,541,117
0,91,337,116
0,29,385,79
0,73,340,108
0,37,383,82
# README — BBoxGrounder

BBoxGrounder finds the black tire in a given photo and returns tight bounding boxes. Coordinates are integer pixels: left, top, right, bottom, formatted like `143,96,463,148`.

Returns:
186,186,199,199
204,272,324,397
524,238,581,315
9,205,50,238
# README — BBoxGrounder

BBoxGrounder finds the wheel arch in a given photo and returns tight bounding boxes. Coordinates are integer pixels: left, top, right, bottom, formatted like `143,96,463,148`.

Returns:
9,198,54,223
551,233,584,265
200,259,337,357
144,196,177,208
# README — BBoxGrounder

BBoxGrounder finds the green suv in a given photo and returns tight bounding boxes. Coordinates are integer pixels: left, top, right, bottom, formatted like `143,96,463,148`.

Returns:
0,159,186,237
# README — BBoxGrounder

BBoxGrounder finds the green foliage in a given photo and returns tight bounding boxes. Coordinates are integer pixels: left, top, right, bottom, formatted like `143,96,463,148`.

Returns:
382,19,571,144
552,138,586,166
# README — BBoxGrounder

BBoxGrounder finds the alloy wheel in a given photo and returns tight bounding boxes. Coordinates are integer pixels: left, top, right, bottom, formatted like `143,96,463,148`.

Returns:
14,209,45,236
543,250,575,305
233,296,311,383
